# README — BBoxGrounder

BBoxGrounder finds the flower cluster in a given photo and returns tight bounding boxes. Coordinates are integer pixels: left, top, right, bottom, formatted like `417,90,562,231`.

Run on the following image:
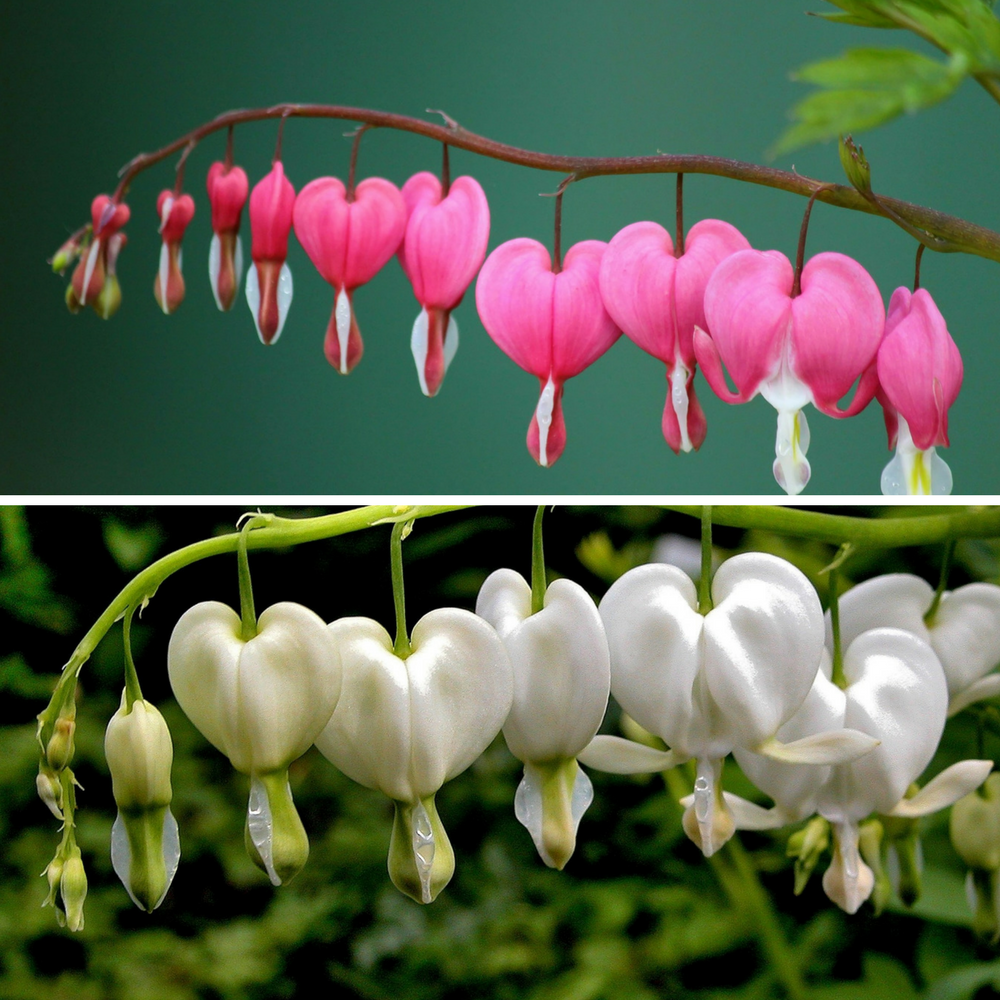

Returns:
56,145,964,494
38,520,999,929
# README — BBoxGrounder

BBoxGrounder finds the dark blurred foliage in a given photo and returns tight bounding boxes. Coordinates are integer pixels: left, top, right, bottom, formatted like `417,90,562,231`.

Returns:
2,505,1000,1000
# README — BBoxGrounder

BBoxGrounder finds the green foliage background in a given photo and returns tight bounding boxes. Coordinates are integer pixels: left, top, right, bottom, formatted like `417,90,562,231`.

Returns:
3,506,1000,998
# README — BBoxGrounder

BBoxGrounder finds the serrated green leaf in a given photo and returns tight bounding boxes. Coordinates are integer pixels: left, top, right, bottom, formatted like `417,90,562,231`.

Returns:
813,0,901,28
794,47,957,89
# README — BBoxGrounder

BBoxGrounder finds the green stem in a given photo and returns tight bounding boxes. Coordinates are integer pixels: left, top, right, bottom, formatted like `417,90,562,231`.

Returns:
531,505,547,615
726,833,809,1000
925,538,956,626
121,603,143,708
661,506,1000,547
238,518,258,641
391,521,411,658
829,564,846,690
698,506,713,614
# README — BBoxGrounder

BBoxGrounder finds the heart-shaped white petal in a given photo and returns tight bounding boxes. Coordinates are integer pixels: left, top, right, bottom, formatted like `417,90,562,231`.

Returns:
315,608,512,803
167,601,342,774
476,569,610,763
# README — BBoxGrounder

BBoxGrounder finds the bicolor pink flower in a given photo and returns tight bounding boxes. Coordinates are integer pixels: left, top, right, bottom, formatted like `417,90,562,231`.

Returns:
877,286,962,495
476,239,620,467
293,176,406,374
599,219,750,454
71,195,130,310
206,161,249,312
398,172,490,396
246,161,296,345
695,250,884,495
154,189,195,315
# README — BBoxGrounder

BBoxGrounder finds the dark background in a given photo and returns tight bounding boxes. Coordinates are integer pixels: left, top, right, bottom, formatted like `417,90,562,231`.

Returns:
3,2,999,494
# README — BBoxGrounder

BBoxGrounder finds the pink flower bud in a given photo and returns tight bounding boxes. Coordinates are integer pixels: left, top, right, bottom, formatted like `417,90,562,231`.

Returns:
876,286,962,495
599,219,749,454
398,172,490,396
293,176,406,374
476,239,620,467
246,162,296,345
70,195,130,308
206,162,249,311
695,249,884,494
154,190,195,315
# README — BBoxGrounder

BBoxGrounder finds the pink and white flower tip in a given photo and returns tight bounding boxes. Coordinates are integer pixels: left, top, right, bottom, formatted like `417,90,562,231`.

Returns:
695,250,884,495
153,189,195,315
398,172,490,396
293,176,406,375
246,161,296,345
599,219,749,454
476,239,620,468
206,161,249,312
877,286,962,496
70,195,130,318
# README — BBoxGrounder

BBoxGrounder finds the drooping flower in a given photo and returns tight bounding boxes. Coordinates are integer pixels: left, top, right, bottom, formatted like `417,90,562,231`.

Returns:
731,631,990,913
315,608,512,903
476,239,620,467
599,219,750,453
293,175,406,374
824,572,1000,716
206,161,249,311
246,161,296,345
695,250,884,495
876,286,962,495
104,691,180,912
69,195,130,318
398,172,490,396
154,189,195,315
476,568,610,868
598,553,876,857
168,601,341,885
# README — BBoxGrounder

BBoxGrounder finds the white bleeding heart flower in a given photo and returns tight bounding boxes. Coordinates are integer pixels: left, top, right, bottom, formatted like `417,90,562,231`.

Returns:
476,568,610,869
105,691,180,912
315,608,512,904
825,573,1000,715
731,629,990,914
597,553,876,857
168,601,342,887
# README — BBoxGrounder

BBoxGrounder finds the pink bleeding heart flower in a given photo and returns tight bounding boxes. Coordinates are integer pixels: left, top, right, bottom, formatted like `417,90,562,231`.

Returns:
398,172,490,396
154,189,195,315
599,219,750,454
246,161,296,345
206,161,249,312
293,176,406,374
71,194,130,311
695,249,884,495
476,239,620,467
876,286,962,496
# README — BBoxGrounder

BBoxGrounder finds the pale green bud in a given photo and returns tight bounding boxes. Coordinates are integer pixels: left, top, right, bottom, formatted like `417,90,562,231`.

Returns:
41,854,64,909
951,773,1000,872
46,716,76,772
388,795,454,905
60,847,87,933
858,819,893,915
36,765,63,820
787,816,830,896
91,273,122,320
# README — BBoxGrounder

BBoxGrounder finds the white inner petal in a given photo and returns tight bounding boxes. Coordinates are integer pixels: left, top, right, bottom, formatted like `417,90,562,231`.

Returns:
81,240,101,305
158,242,171,314
273,262,293,345
208,234,223,311
245,263,263,342
110,812,133,904
234,235,244,292
535,376,557,467
880,415,953,496
247,776,281,886
772,408,811,496
513,762,594,868
443,313,459,374
411,800,436,904
158,808,181,909
410,307,430,395
670,359,693,453
335,287,352,374
158,195,174,232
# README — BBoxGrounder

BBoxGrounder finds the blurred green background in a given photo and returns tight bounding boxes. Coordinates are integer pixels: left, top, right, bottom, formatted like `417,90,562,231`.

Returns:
3,2,1000,494
4,504,1000,999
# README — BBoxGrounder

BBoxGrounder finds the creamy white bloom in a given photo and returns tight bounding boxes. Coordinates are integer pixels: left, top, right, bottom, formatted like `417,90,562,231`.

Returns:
476,569,610,868
827,573,1000,715
316,608,512,903
168,601,342,886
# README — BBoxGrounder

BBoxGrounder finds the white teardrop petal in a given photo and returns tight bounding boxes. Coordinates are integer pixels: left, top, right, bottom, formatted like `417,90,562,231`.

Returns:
335,287,352,374
247,775,281,885
443,313,459,373
273,263,293,344
245,263,263,341
888,760,992,817
158,242,171,314
535,376,557,468
577,735,684,774
208,234,223,310
670,363,693,453
410,307,430,394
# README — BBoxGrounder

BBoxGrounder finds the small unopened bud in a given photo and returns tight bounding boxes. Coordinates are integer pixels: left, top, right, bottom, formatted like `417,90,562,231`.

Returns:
787,815,830,895
92,273,122,320
882,810,923,908
388,795,454,905
36,764,64,819
839,135,872,195
858,819,892,915
951,773,1000,871
243,770,309,887
65,283,83,314
46,716,76,772
50,232,87,275
42,854,64,909
60,846,87,932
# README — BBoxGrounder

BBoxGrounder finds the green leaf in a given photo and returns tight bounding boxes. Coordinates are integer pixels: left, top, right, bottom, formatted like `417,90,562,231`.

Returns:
924,959,1000,1000
772,47,966,155
812,1,902,28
